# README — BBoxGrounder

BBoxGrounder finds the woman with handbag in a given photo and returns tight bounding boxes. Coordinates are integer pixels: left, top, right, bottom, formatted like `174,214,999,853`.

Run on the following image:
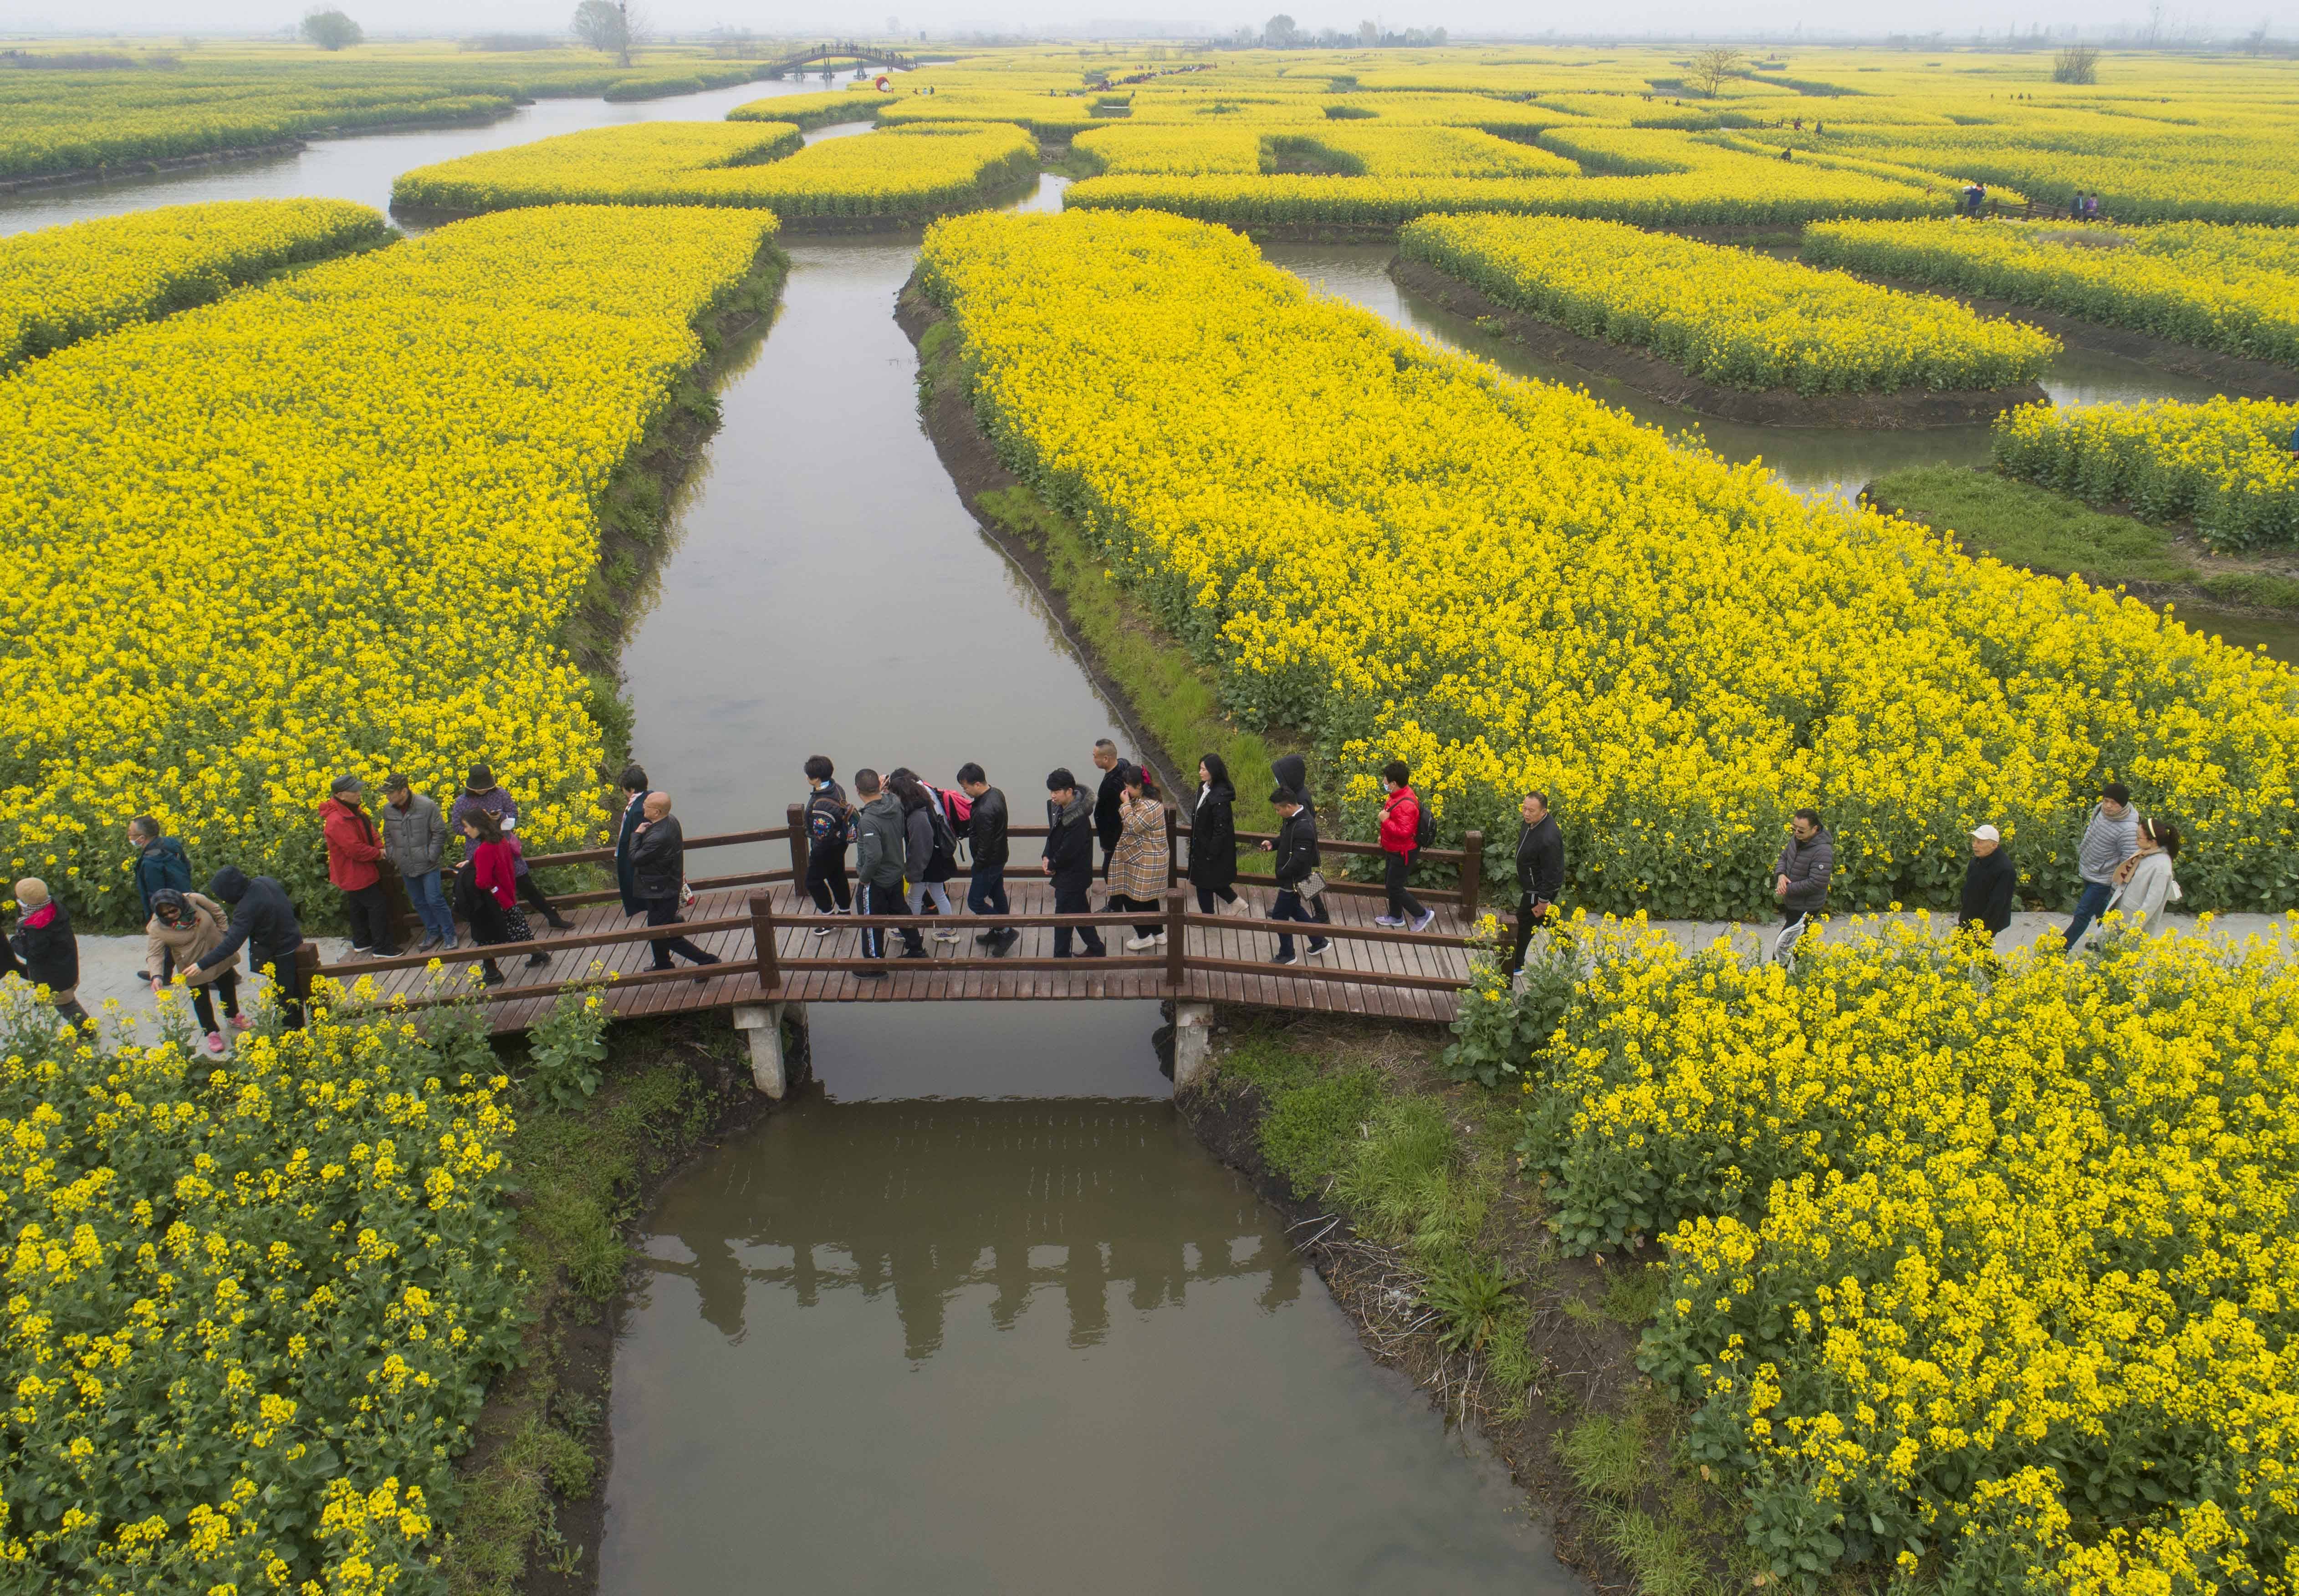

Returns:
1259,786,1330,966
1109,763,1171,949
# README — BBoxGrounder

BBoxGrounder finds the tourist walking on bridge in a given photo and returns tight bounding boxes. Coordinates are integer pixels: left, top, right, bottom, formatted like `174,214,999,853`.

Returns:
10,879,89,1028
1957,824,2018,943
458,810,546,984
1261,787,1329,966
1109,763,1170,949
452,762,576,933
1092,739,1126,878
1044,768,1107,959
2061,782,2139,951
382,774,455,953
146,888,243,1054
802,757,853,921
1375,760,1436,932
1269,752,1332,941
630,793,722,980
1772,808,1833,964
1508,790,1564,977
1187,754,1244,916
957,762,1016,951
614,763,651,919
321,775,399,959
196,866,306,1028
852,768,917,972
891,770,961,943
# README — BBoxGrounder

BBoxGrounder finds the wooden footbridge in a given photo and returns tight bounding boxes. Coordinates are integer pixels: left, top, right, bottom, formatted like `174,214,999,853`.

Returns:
310,808,1487,1092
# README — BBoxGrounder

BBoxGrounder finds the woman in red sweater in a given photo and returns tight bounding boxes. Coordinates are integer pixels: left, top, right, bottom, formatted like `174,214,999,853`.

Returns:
455,811,547,985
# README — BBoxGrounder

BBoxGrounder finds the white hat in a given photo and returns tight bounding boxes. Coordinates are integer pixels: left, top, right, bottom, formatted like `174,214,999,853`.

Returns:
1971,824,2001,842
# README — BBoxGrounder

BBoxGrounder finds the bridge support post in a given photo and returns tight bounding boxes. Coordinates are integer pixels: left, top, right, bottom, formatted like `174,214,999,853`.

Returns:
1170,1002,1215,1095
731,1002,802,1099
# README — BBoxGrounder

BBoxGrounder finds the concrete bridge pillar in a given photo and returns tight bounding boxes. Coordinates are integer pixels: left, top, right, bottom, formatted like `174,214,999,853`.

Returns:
1171,1002,1215,1094
731,1002,806,1098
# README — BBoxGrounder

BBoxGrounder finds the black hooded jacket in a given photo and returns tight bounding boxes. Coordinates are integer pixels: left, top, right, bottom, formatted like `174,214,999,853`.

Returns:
1271,753,1314,816
198,867,303,976
1095,762,1126,854
1188,780,1237,889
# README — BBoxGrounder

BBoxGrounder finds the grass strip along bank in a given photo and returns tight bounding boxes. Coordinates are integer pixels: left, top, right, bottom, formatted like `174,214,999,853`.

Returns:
1802,218,2299,370
0,203,782,926
1458,919,2299,1595
1993,395,2299,552
916,210,2299,919
0,990,523,1593
394,121,1037,221
1399,213,2056,397
0,198,389,373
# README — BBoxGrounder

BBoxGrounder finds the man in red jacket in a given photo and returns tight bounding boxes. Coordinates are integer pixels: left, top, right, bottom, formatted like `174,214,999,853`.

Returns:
1374,759,1435,932
322,774,399,957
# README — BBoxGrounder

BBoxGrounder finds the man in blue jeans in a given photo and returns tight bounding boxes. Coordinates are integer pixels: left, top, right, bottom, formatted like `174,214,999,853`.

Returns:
2064,782,2140,951
382,774,456,952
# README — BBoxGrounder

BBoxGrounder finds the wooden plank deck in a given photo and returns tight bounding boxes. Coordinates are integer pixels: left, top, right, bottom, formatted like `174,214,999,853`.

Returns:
321,878,1476,1033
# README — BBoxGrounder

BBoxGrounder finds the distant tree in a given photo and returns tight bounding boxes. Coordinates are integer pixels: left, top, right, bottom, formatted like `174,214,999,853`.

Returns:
572,0,631,66
1358,18,1378,43
1688,43,1747,97
2053,43,2100,82
2243,19,2271,54
300,9,362,50
1263,13,1299,47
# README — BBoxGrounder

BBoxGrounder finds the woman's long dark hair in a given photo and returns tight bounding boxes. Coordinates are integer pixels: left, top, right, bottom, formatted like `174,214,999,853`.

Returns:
463,808,504,846
2145,817,2182,859
1199,752,1231,793
888,770,930,812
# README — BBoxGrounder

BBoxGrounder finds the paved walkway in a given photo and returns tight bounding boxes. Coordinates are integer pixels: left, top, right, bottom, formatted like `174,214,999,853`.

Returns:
26,908,2294,1048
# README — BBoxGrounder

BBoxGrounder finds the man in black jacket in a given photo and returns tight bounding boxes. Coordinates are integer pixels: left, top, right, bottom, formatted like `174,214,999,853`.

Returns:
612,763,649,919
1042,768,1106,958
1091,739,1125,878
196,865,307,1028
10,878,89,1027
1958,824,2017,942
1258,788,1330,966
629,792,721,978
1509,791,1564,977
958,763,1015,951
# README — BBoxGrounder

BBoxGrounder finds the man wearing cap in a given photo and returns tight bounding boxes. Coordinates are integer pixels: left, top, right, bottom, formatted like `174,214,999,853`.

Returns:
1958,824,2018,943
450,762,576,932
321,774,398,958
2063,782,2139,951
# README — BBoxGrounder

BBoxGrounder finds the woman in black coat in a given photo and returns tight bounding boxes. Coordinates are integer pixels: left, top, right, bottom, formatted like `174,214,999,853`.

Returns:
1187,753,1245,915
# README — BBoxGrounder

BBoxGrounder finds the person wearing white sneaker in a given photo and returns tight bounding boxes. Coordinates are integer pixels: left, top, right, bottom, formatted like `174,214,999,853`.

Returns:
1373,759,1432,931
889,770,965,942
1107,763,1170,950
1185,754,1244,916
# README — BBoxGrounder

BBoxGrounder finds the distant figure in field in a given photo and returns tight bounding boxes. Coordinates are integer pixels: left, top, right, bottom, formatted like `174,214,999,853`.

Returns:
10,878,88,1027
629,792,721,980
1957,824,2018,943
2062,782,2140,951
1772,808,1833,964
196,866,307,1029
381,773,455,953
1043,767,1107,959
146,888,244,1055
1187,753,1244,916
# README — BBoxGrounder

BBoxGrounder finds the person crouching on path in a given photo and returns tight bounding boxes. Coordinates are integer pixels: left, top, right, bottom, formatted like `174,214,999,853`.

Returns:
451,762,576,932
1044,768,1107,959
957,762,1016,952
1108,762,1170,950
1772,808,1833,964
194,867,307,1029
1375,759,1435,932
1259,788,1329,966
10,879,89,1028
1187,754,1246,916
382,774,455,953
629,792,722,981
147,887,244,1055
322,775,398,958
1508,791,1563,977
851,767,917,974
458,810,546,984
1957,824,2017,946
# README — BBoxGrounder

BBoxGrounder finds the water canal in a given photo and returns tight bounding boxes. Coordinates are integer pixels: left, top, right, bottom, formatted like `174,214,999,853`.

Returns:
6,97,2280,1587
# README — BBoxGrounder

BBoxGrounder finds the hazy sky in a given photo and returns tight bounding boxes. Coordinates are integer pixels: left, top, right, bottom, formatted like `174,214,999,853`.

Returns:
17,0,2296,43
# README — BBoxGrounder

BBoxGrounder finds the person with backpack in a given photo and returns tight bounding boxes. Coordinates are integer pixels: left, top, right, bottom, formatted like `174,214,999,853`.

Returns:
145,887,244,1055
1043,767,1107,959
9,878,89,1028
1374,759,1436,932
890,769,960,944
1107,762,1170,950
194,866,307,1028
802,755,854,929
1259,787,1329,966
126,816,193,921
957,762,1015,952
1187,753,1246,916
851,767,918,972
613,762,651,919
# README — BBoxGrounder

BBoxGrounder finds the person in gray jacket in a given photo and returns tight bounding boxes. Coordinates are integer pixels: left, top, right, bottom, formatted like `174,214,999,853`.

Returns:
2063,782,2140,951
1771,808,1833,964
382,775,455,952
851,768,919,972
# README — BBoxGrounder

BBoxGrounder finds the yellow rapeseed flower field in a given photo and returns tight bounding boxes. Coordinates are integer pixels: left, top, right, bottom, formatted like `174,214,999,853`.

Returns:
1994,395,2299,550
0,197,388,373
1401,213,2058,394
1502,918,2299,1595
916,210,2299,917
0,204,781,924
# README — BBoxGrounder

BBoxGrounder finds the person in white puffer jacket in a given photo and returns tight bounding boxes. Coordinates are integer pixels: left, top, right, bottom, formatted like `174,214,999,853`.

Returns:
2095,818,2182,946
